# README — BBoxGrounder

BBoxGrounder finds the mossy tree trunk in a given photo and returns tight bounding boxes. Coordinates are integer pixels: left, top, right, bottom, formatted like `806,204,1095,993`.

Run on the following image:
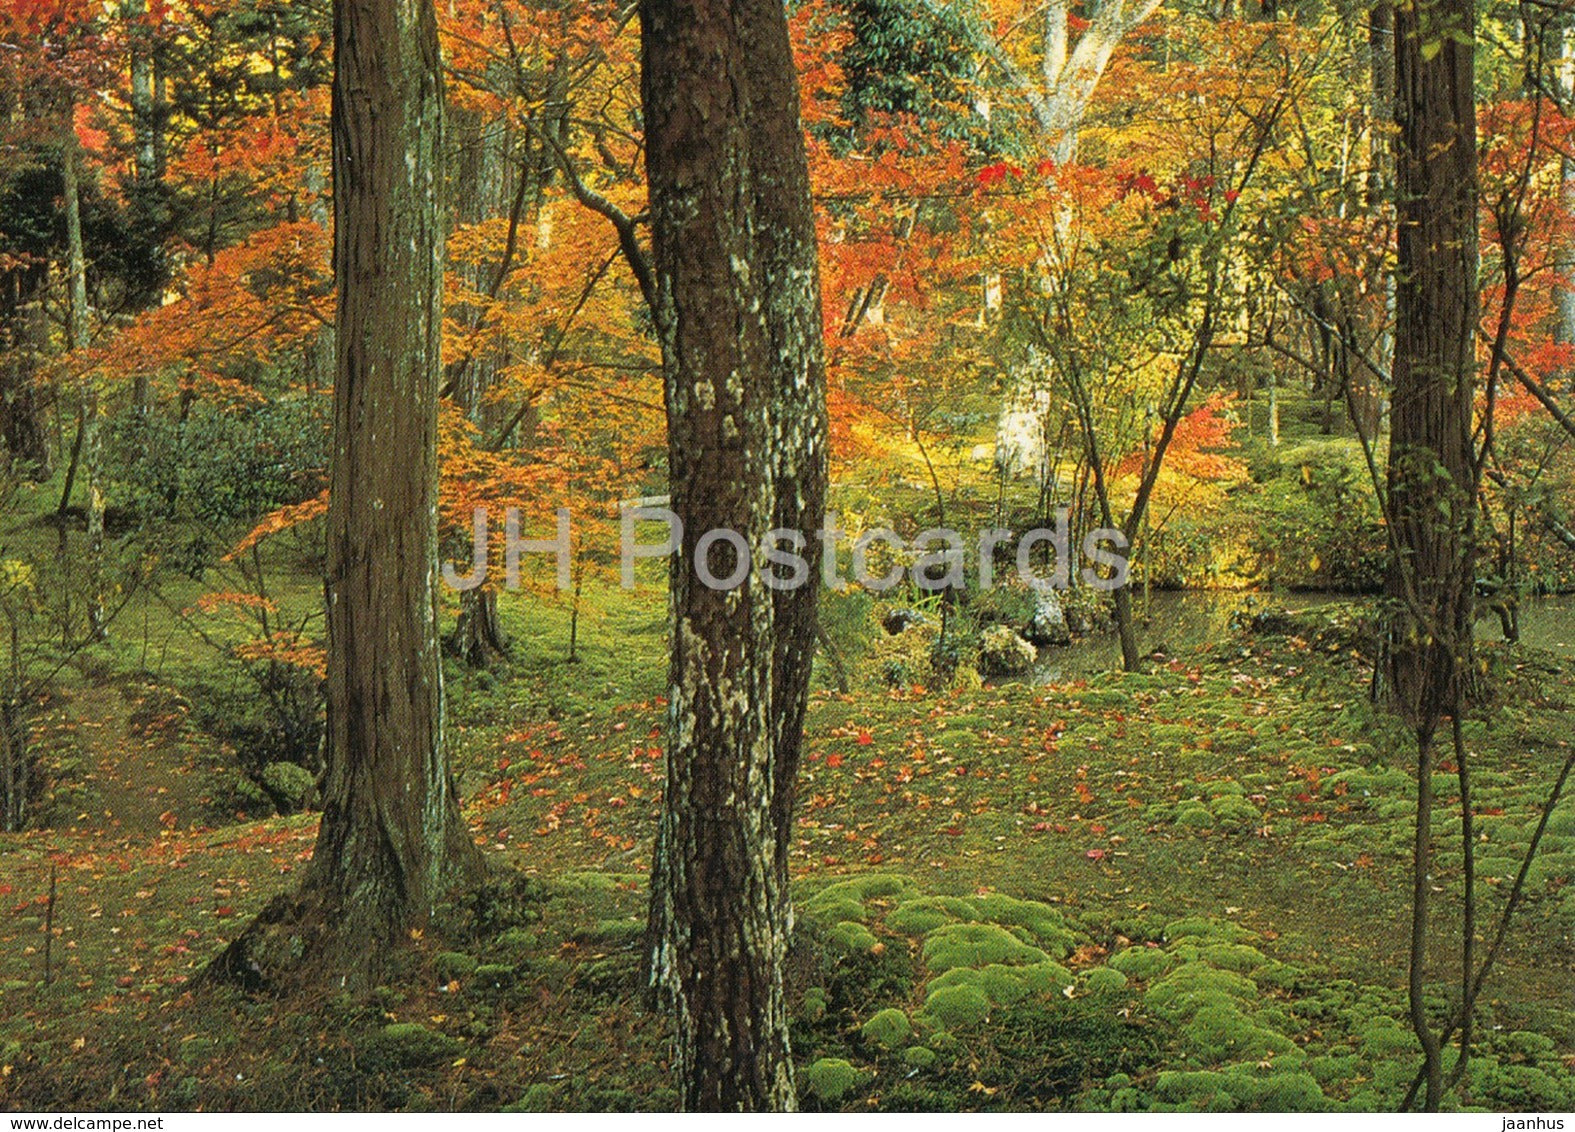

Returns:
640,0,827,1110
739,0,830,923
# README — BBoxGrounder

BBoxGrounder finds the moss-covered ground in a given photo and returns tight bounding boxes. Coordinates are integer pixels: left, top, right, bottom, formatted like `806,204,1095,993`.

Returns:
1,582,1573,1111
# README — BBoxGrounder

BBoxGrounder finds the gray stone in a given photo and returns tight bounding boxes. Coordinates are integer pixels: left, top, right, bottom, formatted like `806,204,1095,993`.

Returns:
978,624,1037,677
1024,587,1072,647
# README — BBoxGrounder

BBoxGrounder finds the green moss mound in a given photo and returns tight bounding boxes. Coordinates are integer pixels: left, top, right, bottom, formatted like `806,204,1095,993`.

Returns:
1082,966,1130,995
887,895,992,936
827,920,880,954
1181,1003,1304,1066
1154,1064,1328,1112
804,874,920,925
1163,917,1256,945
927,960,1072,1005
921,923,1049,972
1144,962,1259,1022
802,1057,865,1103
919,983,991,1029
860,1008,913,1048
1108,946,1176,981
359,1023,462,1072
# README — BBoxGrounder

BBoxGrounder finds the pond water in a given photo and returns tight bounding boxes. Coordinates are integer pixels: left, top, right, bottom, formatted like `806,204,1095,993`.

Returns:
1031,590,1575,684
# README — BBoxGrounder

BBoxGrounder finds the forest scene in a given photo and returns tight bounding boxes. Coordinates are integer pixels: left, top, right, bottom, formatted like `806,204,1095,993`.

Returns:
1,0,1574,1114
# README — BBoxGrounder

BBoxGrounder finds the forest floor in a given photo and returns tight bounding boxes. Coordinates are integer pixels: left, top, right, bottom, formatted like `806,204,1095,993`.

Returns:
1,592,1573,1111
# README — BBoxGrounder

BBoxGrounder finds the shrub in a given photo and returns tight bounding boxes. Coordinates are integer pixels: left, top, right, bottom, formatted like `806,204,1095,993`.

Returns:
259,760,317,814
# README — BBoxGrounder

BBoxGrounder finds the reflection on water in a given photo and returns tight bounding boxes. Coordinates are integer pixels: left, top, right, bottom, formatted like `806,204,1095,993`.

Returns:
1480,595,1575,655
1031,590,1575,684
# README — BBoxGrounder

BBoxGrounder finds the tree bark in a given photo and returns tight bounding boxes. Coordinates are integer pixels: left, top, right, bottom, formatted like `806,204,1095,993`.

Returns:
443,106,513,666
60,114,107,641
124,0,158,186
1408,725,1444,1109
0,266,53,480
640,0,826,1109
1366,1,1396,432
1557,24,1575,346
209,0,480,989
739,0,830,923
1385,0,1477,726
452,585,508,665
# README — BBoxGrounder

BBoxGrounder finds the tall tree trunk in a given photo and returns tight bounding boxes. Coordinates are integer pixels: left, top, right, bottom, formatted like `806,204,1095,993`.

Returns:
0,268,53,480
1386,0,1477,727
740,0,829,923
209,0,479,988
1558,24,1575,346
444,106,512,666
641,0,825,1109
125,0,160,415
1367,1,1396,431
60,115,107,640
315,0,479,942
61,118,89,357
1388,0,1477,1110
125,0,158,185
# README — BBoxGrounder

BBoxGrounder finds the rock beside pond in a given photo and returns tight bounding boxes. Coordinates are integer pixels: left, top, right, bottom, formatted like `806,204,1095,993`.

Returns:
1023,587,1072,647
978,624,1037,677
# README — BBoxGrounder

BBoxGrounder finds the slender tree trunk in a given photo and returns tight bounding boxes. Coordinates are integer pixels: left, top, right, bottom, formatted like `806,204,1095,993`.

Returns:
125,0,158,184
1408,725,1444,1109
209,0,479,988
82,394,105,640
741,0,829,910
1267,366,1280,447
1,618,23,834
568,568,583,663
126,0,158,419
61,119,89,357
443,107,514,666
1361,2,1397,435
0,268,53,480
60,115,106,640
1558,25,1575,346
453,585,508,665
